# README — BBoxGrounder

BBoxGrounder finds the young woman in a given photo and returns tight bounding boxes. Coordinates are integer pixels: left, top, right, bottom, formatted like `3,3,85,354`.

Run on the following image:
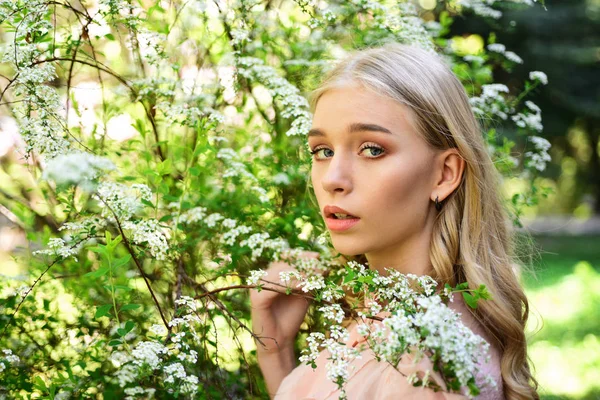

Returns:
250,43,539,400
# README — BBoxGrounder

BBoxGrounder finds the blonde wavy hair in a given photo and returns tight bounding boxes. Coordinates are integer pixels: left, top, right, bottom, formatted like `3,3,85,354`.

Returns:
306,42,539,399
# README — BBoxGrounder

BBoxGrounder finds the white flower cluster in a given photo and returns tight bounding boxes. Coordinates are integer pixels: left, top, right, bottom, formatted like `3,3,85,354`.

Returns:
298,274,326,292
18,114,70,160
95,182,153,220
512,100,543,132
0,349,20,373
318,304,345,324
216,148,270,203
458,0,537,19
247,269,268,286
178,207,208,225
122,219,170,261
486,42,523,64
525,135,552,172
529,70,548,85
58,217,107,233
42,151,115,192
0,2,73,161
296,263,494,397
382,3,435,52
413,296,491,386
240,232,271,260
469,83,510,120
220,218,253,246
131,77,176,102
33,237,84,261
236,57,312,137
156,100,223,128
112,296,202,397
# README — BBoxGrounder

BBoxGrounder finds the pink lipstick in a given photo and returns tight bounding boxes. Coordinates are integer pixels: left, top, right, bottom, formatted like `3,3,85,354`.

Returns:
323,205,360,232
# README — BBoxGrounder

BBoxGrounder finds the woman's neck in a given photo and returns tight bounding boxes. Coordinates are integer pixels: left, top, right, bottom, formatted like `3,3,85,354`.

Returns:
364,229,434,277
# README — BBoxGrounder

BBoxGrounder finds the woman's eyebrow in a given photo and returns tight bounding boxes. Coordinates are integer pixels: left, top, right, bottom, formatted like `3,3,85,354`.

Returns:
307,122,393,138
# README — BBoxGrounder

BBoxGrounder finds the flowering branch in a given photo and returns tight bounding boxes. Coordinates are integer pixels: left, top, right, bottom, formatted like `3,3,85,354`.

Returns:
99,197,171,332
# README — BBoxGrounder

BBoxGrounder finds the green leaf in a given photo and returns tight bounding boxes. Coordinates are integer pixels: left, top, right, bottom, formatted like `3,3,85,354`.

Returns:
134,118,147,139
343,270,355,284
141,198,155,208
475,284,492,300
83,267,109,279
104,33,115,41
120,304,141,312
462,292,478,309
189,166,202,176
113,285,133,292
108,339,122,346
89,245,109,257
95,304,112,319
113,255,132,269
160,214,174,222
33,376,47,391
124,320,135,332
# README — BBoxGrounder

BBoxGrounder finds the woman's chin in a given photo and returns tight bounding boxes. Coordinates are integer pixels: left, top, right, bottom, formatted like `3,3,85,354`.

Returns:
330,240,366,257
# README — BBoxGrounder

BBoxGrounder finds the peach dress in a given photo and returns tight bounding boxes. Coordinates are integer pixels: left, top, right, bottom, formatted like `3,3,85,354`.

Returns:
274,297,504,400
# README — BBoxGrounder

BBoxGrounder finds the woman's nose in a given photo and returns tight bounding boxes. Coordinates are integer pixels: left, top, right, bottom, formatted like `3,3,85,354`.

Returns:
320,153,353,194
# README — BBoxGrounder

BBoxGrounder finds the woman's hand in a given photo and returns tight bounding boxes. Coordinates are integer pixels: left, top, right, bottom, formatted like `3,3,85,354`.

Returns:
250,251,320,355
250,251,320,398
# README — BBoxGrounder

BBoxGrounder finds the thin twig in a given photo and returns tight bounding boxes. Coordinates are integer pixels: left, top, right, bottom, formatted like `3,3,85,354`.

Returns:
98,197,171,332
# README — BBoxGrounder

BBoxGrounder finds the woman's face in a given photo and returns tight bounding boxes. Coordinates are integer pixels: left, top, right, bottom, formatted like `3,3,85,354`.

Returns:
309,84,439,263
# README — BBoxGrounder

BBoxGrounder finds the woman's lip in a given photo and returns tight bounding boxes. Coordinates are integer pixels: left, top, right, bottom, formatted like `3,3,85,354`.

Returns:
323,205,358,218
325,216,360,232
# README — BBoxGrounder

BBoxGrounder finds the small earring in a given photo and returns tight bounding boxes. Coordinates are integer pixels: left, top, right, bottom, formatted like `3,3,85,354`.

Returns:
434,195,442,211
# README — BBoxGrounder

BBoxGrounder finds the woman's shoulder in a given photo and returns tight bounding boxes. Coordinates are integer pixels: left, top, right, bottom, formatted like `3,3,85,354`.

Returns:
274,344,466,400
275,297,504,400
448,295,505,399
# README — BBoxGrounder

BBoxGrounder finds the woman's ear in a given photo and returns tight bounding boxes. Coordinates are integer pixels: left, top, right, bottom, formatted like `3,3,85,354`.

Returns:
430,148,465,202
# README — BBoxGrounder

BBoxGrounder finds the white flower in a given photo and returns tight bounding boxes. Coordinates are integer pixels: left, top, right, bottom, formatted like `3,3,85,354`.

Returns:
529,71,548,85
163,362,186,383
512,101,543,132
205,213,224,228
95,182,152,220
130,341,168,369
33,237,83,261
220,222,252,246
299,332,325,365
504,51,523,64
122,219,170,261
236,57,312,137
298,274,326,292
524,135,551,171
178,207,207,225
42,151,115,192
174,296,198,311
247,269,268,286
149,324,168,336
318,304,345,323
240,232,270,260
458,0,503,18
1,349,20,365
487,43,506,53
469,84,510,121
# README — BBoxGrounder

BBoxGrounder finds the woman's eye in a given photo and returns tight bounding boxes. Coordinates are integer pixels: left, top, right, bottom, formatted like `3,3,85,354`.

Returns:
309,144,385,160
360,145,385,158
310,147,334,160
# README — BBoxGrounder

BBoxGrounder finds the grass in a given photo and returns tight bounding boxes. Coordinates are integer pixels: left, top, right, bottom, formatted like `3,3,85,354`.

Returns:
523,234,600,400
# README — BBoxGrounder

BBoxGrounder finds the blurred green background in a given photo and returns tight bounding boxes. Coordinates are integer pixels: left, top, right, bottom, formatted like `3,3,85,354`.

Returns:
0,0,598,397
523,234,600,399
